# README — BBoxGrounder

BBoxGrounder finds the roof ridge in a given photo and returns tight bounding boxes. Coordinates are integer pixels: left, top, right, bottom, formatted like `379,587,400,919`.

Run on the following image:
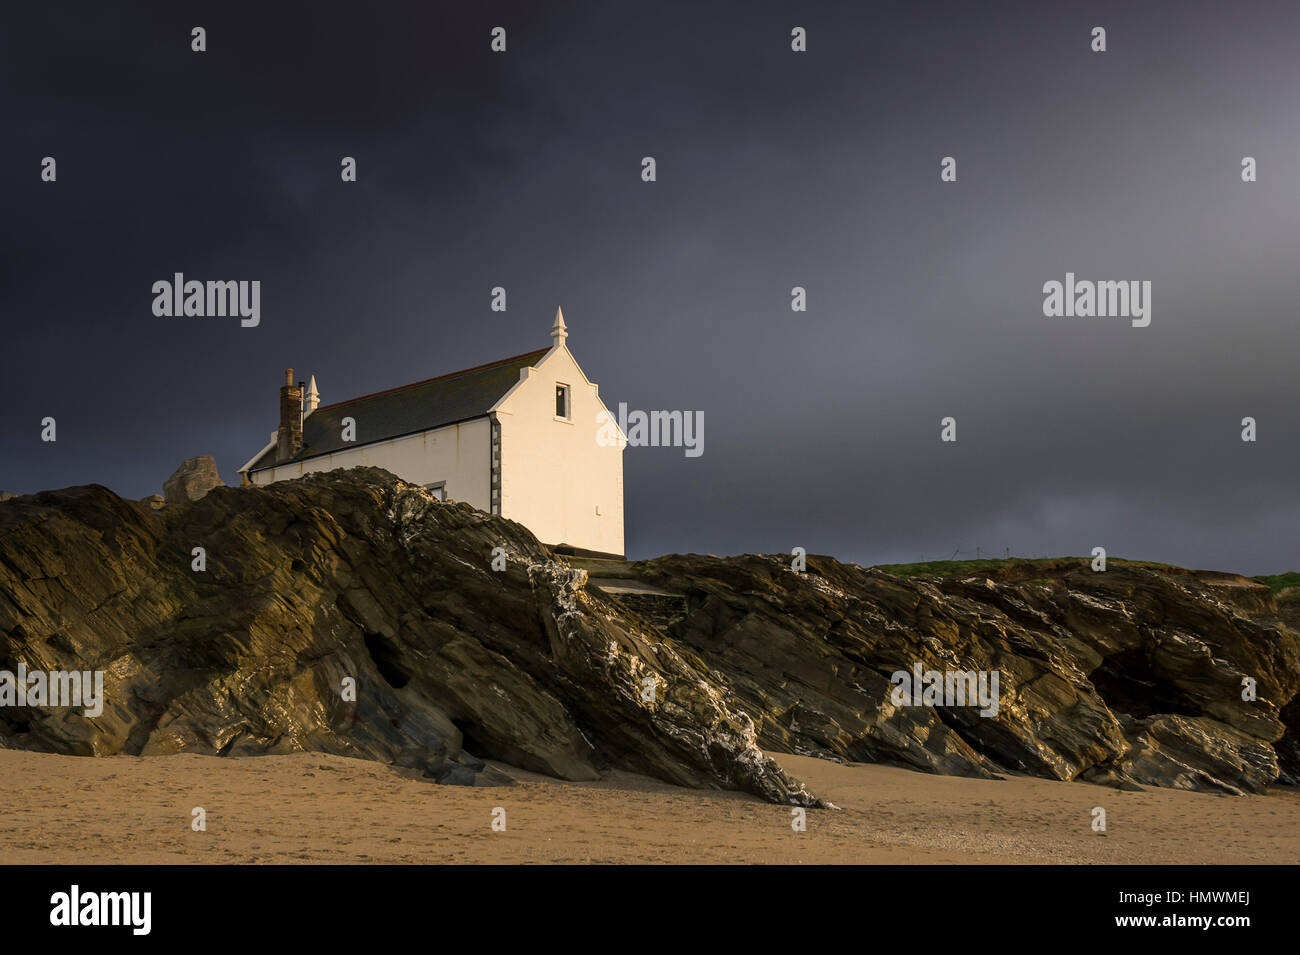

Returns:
314,347,549,412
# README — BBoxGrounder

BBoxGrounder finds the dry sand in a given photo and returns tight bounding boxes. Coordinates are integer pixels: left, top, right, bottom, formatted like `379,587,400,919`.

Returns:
1,748,1296,864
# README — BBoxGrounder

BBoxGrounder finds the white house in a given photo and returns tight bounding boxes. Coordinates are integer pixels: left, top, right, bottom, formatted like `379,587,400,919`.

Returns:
238,309,625,558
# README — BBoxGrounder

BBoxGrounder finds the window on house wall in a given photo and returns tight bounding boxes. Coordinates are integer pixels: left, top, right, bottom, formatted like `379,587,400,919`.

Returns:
555,384,571,420
424,482,447,501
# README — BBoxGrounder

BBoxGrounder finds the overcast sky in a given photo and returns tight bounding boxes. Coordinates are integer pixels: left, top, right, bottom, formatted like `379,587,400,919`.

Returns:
3,1,1299,573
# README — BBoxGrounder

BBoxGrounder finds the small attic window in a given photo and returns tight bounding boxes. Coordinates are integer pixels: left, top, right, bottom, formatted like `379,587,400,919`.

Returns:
555,384,570,420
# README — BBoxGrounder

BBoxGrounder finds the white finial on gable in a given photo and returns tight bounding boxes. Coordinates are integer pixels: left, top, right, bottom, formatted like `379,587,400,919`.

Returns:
305,375,320,415
551,306,568,346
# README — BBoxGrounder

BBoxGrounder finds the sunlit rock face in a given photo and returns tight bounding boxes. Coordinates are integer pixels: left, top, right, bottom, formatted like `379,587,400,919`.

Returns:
632,553,1300,795
0,467,1296,802
0,468,818,805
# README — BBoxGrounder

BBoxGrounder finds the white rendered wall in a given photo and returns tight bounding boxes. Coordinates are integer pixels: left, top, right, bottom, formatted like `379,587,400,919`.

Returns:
249,417,492,512
493,346,625,555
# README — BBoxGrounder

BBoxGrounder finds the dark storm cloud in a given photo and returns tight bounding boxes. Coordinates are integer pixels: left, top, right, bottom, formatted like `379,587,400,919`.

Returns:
2,1,1297,573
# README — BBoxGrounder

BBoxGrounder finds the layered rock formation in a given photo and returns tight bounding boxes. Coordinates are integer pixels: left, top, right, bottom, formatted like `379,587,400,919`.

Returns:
161,454,224,506
0,470,817,804
628,556,1300,794
0,468,1296,801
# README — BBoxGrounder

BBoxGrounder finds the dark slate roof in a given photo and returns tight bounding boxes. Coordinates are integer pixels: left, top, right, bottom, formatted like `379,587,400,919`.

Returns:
248,348,549,471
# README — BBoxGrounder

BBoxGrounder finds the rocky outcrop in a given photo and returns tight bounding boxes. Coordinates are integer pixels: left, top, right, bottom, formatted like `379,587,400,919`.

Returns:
0,468,1296,800
161,455,223,506
0,470,818,805
138,494,166,511
626,556,1300,795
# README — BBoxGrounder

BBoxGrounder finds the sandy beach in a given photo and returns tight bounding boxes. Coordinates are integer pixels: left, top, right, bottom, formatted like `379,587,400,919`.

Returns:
1,749,1295,864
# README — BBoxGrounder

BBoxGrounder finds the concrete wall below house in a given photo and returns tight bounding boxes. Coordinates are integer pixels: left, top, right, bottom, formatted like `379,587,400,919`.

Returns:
248,417,492,511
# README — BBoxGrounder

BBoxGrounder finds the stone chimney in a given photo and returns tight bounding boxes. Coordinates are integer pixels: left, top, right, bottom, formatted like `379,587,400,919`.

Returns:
277,368,304,460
